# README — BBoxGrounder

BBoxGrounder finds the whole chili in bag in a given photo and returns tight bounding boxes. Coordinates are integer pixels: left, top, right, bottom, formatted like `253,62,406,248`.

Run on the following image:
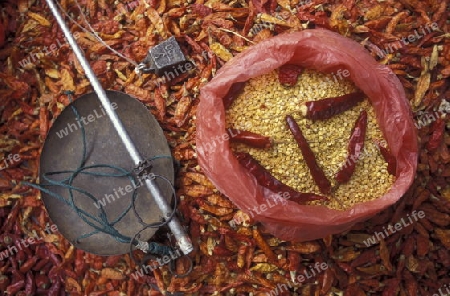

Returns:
197,29,418,242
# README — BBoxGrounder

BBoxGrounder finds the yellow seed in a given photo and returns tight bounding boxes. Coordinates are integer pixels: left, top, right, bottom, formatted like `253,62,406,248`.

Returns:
226,70,395,210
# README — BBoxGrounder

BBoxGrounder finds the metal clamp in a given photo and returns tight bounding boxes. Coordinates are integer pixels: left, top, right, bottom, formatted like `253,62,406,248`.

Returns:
135,240,150,253
133,159,153,180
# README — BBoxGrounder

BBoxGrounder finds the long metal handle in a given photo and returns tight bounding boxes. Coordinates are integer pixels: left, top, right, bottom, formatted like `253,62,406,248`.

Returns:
45,0,193,255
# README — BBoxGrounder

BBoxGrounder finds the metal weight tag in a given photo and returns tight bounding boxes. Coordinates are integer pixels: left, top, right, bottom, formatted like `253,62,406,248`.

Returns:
137,36,191,76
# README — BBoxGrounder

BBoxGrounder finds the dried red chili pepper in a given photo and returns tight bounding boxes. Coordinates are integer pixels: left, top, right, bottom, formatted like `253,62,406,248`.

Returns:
74,249,87,277
350,248,378,267
321,267,334,294
33,258,50,271
63,268,78,280
300,92,365,121
45,243,65,262
25,271,35,295
252,227,278,265
382,278,401,296
285,115,332,194
403,269,418,296
236,245,247,269
0,208,9,218
105,255,122,267
218,227,255,246
20,255,39,273
39,106,49,139
223,82,246,109
235,152,328,203
49,253,61,266
0,22,5,48
1,233,19,246
127,279,136,296
48,266,63,283
35,272,50,290
427,117,445,152
213,245,235,256
1,202,21,233
0,274,10,291
278,64,303,86
374,140,397,175
35,244,48,259
188,206,208,224
184,35,204,54
190,4,212,17
41,263,53,277
18,239,33,258
13,223,23,239
6,275,25,295
0,261,9,274
227,128,273,148
9,255,19,270
288,251,300,271
16,248,26,265
48,278,61,296
335,110,368,184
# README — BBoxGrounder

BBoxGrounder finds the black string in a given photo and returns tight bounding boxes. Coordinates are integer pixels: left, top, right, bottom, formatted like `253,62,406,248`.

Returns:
22,91,180,259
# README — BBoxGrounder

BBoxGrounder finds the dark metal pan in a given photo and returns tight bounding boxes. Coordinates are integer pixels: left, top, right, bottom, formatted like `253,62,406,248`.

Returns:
39,90,174,255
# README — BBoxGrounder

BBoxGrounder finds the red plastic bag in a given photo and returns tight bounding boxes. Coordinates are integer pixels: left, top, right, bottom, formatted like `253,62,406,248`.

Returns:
196,29,418,242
